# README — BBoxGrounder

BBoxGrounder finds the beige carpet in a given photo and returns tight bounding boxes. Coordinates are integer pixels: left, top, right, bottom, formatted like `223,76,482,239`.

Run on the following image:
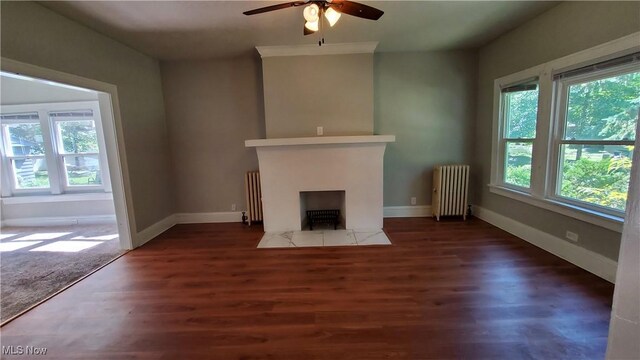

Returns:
0,224,125,323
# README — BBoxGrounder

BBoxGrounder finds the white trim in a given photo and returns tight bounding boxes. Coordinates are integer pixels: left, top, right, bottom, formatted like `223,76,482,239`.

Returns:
1,57,135,250
134,214,176,248
473,205,618,283
175,212,243,224
1,214,116,227
383,205,432,218
245,135,395,148
1,192,112,205
108,206,439,248
489,185,624,232
256,42,378,58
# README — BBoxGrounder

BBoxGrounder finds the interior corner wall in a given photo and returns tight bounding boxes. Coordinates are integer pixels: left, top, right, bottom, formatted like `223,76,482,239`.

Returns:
0,1,174,235
160,57,265,214
474,1,640,260
262,53,373,138
374,50,477,207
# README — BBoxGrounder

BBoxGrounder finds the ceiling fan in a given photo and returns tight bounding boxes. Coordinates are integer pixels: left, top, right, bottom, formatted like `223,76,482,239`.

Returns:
243,0,384,45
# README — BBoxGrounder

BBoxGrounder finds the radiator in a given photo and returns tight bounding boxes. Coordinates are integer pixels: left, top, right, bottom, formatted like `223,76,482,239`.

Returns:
245,171,263,225
432,165,470,221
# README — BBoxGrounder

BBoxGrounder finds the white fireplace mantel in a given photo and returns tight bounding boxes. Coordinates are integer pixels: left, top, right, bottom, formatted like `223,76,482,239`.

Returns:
245,135,395,232
245,135,395,148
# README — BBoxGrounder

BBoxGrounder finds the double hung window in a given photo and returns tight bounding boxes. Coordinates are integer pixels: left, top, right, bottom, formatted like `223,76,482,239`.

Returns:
0,102,110,196
491,40,639,229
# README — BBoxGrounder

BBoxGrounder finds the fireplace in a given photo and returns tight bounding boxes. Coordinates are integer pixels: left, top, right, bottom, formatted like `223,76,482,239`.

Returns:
300,190,346,230
245,135,395,232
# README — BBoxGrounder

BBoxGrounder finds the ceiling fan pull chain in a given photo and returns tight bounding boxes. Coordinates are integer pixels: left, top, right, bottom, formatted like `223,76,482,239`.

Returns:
318,7,323,46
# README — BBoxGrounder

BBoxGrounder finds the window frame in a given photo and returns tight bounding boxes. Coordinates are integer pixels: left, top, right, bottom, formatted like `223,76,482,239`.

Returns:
0,116,52,194
548,64,638,218
496,77,540,192
0,101,112,197
489,33,640,233
50,112,104,191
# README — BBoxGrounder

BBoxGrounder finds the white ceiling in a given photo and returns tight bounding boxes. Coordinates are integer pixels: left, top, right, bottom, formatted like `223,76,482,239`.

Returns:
41,1,558,60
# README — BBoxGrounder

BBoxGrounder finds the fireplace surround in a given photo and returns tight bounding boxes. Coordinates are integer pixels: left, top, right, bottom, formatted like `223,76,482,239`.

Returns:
245,135,395,232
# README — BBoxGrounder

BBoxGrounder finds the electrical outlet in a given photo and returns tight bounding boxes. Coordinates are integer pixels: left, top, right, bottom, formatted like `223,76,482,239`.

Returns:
231,203,237,211
566,231,579,242
411,197,417,205
317,126,323,136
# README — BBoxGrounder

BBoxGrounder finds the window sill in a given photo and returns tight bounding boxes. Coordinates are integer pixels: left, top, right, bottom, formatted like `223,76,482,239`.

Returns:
488,184,624,233
1,192,113,205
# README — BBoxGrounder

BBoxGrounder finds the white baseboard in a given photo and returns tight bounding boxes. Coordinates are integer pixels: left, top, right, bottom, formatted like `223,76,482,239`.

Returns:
384,205,432,218
1,215,116,228
473,205,618,283
135,214,176,248
175,211,243,224
126,211,245,248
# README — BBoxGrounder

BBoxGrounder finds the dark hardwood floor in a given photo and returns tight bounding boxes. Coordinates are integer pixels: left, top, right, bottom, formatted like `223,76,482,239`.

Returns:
0,218,614,359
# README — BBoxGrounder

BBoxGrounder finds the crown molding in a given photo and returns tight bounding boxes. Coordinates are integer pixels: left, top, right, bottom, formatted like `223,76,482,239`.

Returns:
256,42,378,58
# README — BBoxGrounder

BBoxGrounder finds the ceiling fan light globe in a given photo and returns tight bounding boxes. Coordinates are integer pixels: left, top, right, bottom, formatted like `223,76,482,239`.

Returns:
303,4,320,22
325,7,341,26
304,19,319,32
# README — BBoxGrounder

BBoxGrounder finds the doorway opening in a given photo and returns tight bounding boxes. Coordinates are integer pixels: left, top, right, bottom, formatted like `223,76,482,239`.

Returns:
0,64,132,324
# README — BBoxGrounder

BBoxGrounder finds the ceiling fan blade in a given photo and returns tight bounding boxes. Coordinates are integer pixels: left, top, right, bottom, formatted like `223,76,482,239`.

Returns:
243,1,307,15
330,0,384,20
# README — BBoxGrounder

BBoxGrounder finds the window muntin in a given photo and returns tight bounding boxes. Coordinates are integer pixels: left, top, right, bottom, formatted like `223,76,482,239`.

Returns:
500,81,539,190
554,69,638,214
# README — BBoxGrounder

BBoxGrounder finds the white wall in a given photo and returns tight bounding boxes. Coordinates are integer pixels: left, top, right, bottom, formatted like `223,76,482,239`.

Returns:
0,75,98,105
606,119,640,358
1,196,115,226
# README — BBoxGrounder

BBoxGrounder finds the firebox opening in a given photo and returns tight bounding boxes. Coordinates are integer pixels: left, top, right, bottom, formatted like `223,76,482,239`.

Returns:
299,190,346,230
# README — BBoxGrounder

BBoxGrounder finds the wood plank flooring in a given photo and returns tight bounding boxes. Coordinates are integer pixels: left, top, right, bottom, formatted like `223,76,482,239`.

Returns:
0,218,614,359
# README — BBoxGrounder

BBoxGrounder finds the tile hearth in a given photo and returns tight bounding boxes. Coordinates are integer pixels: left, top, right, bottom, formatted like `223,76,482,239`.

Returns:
257,229,391,248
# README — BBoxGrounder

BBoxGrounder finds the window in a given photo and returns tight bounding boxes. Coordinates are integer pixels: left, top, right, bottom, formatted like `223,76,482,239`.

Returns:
51,111,103,188
553,67,638,215
0,102,110,196
490,36,639,231
500,81,539,189
0,113,50,190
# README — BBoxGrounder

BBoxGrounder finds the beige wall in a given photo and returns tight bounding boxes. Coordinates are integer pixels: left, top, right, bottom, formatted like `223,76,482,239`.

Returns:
474,1,640,260
375,51,477,206
262,54,373,138
161,57,265,213
0,1,174,234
